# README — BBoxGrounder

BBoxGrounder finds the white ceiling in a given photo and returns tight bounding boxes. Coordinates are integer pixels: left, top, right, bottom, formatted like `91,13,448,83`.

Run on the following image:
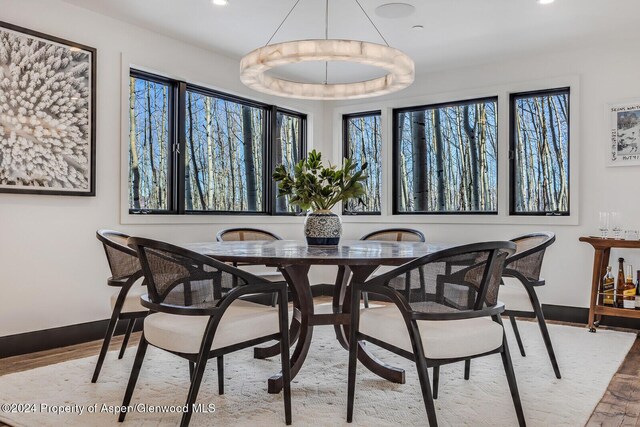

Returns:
63,0,640,83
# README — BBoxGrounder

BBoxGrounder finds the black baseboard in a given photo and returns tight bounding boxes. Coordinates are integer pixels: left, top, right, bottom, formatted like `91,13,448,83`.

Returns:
541,304,589,324
2,286,637,359
0,318,143,359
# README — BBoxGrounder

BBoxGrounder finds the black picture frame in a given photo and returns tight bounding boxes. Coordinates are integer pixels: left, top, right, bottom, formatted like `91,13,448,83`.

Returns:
0,21,96,196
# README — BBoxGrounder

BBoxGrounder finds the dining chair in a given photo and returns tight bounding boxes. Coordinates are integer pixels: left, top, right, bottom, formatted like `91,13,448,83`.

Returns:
360,228,426,308
499,231,560,378
217,227,285,307
121,237,291,427
92,230,147,383
346,241,525,427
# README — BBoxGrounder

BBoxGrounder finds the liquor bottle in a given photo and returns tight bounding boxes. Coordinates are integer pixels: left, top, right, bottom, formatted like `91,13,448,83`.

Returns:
616,257,625,307
602,266,615,306
636,270,640,309
623,264,636,309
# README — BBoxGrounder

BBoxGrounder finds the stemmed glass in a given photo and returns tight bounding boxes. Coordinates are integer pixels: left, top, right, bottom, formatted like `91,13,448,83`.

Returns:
599,212,610,239
611,212,622,239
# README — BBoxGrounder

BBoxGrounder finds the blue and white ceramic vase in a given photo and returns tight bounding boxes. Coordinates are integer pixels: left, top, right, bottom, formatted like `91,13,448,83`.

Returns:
304,210,342,245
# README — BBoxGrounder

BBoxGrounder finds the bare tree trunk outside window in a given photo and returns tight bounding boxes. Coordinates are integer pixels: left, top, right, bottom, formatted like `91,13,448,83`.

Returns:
129,77,140,209
242,105,257,211
411,111,428,211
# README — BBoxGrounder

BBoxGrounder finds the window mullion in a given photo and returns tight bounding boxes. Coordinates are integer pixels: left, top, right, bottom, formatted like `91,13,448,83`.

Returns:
176,81,187,214
267,105,277,215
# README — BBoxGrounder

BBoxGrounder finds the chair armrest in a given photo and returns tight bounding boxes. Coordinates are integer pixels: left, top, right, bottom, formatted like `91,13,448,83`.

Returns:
141,294,218,316
107,270,143,287
503,269,545,286
140,281,286,316
410,302,505,321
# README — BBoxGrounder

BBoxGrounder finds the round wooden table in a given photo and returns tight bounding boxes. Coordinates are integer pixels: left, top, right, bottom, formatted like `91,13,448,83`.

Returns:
185,239,449,393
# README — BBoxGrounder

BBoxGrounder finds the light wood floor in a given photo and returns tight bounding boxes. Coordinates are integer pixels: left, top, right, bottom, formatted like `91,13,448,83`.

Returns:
1,323,638,427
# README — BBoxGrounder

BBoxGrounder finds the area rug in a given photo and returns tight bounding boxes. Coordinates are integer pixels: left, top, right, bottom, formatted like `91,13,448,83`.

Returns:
0,305,635,426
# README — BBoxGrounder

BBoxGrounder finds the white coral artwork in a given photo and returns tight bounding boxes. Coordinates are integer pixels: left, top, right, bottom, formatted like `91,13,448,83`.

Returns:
0,24,95,194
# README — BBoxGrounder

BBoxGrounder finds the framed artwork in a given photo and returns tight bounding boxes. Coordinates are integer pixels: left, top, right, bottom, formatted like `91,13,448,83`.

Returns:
0,21,96,195
607,100,640,167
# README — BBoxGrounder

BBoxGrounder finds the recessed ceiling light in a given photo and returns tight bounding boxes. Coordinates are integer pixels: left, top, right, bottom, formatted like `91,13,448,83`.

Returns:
411,25,424,31
537,0,555,4
212,0,228,6
375,3,416,19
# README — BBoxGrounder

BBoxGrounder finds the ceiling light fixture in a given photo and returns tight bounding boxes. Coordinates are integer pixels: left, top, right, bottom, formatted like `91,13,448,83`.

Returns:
212,0,228,6
239,0,415,100
537,0,555,4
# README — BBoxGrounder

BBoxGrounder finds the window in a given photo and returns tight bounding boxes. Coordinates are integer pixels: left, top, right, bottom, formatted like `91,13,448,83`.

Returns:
393,98,498,214
128,72,173,212
343,112,382,214
127,70,306,215
274,110,305,214
185,88,265,212
510,88,569,215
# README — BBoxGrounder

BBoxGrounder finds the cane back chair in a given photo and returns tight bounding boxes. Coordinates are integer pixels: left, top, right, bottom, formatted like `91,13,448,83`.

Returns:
500,232,559,378
346,241,525,427
359,228,426,307
120,237,291,427
92,230,147,383
216,227,285,307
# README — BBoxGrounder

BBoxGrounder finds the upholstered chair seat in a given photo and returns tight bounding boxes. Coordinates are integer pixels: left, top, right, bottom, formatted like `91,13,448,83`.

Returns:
110,283,146,313
144,300,280,354
498,278,535,312
359,305,504,359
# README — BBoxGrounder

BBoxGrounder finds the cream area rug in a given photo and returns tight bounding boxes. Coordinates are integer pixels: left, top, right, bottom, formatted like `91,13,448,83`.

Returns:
0,304,635,427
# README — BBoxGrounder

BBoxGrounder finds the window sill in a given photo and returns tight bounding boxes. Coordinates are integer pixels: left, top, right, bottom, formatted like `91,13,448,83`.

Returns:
340,214,579,226
121,212,307,225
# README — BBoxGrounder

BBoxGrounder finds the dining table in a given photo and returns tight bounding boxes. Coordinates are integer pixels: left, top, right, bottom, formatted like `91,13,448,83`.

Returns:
185,239,450,394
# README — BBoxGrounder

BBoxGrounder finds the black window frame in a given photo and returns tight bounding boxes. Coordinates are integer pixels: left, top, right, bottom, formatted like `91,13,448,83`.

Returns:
129,69,179,214
271,107,307,216
128,69,307,216
509,87,570,217
392,96,499,215
342,110,382,216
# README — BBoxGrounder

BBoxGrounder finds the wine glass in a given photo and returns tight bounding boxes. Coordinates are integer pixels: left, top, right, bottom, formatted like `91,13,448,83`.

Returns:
611,212,622,239
599,212,610,238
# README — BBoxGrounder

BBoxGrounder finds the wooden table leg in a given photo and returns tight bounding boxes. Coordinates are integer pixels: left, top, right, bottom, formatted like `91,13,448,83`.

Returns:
588,248,604,332
267,264,313,394
340,265,406,385
333,265,352,350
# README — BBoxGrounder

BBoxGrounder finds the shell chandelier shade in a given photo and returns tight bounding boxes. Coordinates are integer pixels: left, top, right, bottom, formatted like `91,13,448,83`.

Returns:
240,39,415,100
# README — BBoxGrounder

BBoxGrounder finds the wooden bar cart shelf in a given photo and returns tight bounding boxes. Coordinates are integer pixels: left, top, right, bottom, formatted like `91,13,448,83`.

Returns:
580,236,640,332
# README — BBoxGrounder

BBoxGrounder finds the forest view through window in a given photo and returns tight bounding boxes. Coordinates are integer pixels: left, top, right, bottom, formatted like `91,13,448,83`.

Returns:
185,90,264,212
394,98,498,214
511,88,569,215
129,75,171,211
343,112,381,214
128,70,306,215
275,111,304,213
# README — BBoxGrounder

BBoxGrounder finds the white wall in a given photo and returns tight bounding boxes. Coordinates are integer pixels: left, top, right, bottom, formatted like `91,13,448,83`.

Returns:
2,0,639,337
0,0,327,336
